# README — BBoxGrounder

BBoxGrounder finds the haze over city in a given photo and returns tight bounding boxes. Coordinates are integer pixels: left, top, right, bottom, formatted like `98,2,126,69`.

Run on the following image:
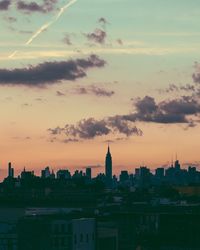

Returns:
1,0,200,178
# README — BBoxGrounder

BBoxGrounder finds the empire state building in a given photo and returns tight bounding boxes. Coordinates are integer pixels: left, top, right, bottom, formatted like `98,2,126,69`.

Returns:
105,145,112,180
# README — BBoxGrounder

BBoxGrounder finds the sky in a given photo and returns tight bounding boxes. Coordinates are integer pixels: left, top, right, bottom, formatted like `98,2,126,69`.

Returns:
1,0,200,178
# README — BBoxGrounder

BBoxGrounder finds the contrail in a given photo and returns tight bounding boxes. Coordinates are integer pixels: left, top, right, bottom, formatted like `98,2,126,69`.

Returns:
8,50,18,59
9,0,77,58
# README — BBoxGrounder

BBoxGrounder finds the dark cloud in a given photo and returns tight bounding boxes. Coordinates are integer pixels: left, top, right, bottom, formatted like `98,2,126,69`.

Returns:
48,93,200,142
0,55,106,87
127,95,200,125
0,0,10,10
159,83,196,94
107,115,143,136
50,118,111,140
48,116,142,142
74,85,115,97
84,28,107,45
90,86,115,97
17,0,57,13
160,96,200,116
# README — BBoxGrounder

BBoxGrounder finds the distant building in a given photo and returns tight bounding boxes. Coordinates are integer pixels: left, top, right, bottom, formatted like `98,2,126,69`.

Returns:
174,160,181,170
41,167,51,179
57,170,71,180
18,216,96,250
0,222,18,250
105,146,112,181
97,222,118,250
155,168,164,179
21,168,34,180
72,218,95,250
119,171,129,183
86,168,92,180
8,162,14,178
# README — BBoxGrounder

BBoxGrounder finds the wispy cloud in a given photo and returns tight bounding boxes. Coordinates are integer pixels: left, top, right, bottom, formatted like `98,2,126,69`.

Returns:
73,85,115,97
2,46,198,61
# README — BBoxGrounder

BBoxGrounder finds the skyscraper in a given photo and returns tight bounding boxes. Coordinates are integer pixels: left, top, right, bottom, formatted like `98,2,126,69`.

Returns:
86,167,92,180
105,145,112,181
8,162,14,178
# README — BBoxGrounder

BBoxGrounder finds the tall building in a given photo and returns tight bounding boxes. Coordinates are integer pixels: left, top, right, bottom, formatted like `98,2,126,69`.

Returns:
105,145,112,180
86,168,92,180
8,162,14,178
41,166,51,178
174,159,181,170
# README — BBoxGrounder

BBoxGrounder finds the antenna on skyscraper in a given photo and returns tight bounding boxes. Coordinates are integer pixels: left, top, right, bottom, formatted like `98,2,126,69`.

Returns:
171,155,173,167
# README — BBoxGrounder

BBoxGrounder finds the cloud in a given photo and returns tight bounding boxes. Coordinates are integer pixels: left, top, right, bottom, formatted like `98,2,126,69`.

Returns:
98,17,108,25
127,95,200,125
17,0,58,13
63,34,72,45
159,83,196,94
48,92,200,143
107,115,143,136
192,62,200,84
48,116,142,142
83,165,102,169
56,90,65,96
74,85,115,97
4,16,17,23
0,0,10,10
62,138,79,143
116,39,123,45
0,55,106,87
84,28,107,45
180,84,196,92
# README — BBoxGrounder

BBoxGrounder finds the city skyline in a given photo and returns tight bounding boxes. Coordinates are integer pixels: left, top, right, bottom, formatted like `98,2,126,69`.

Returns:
0,144,199,181
1,0,200,173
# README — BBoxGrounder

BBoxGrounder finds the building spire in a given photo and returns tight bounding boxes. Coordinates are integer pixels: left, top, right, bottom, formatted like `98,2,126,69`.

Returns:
107,143,110,154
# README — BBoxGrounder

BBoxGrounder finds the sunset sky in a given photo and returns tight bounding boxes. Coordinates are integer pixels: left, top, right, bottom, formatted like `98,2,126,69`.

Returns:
1,0,200,178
